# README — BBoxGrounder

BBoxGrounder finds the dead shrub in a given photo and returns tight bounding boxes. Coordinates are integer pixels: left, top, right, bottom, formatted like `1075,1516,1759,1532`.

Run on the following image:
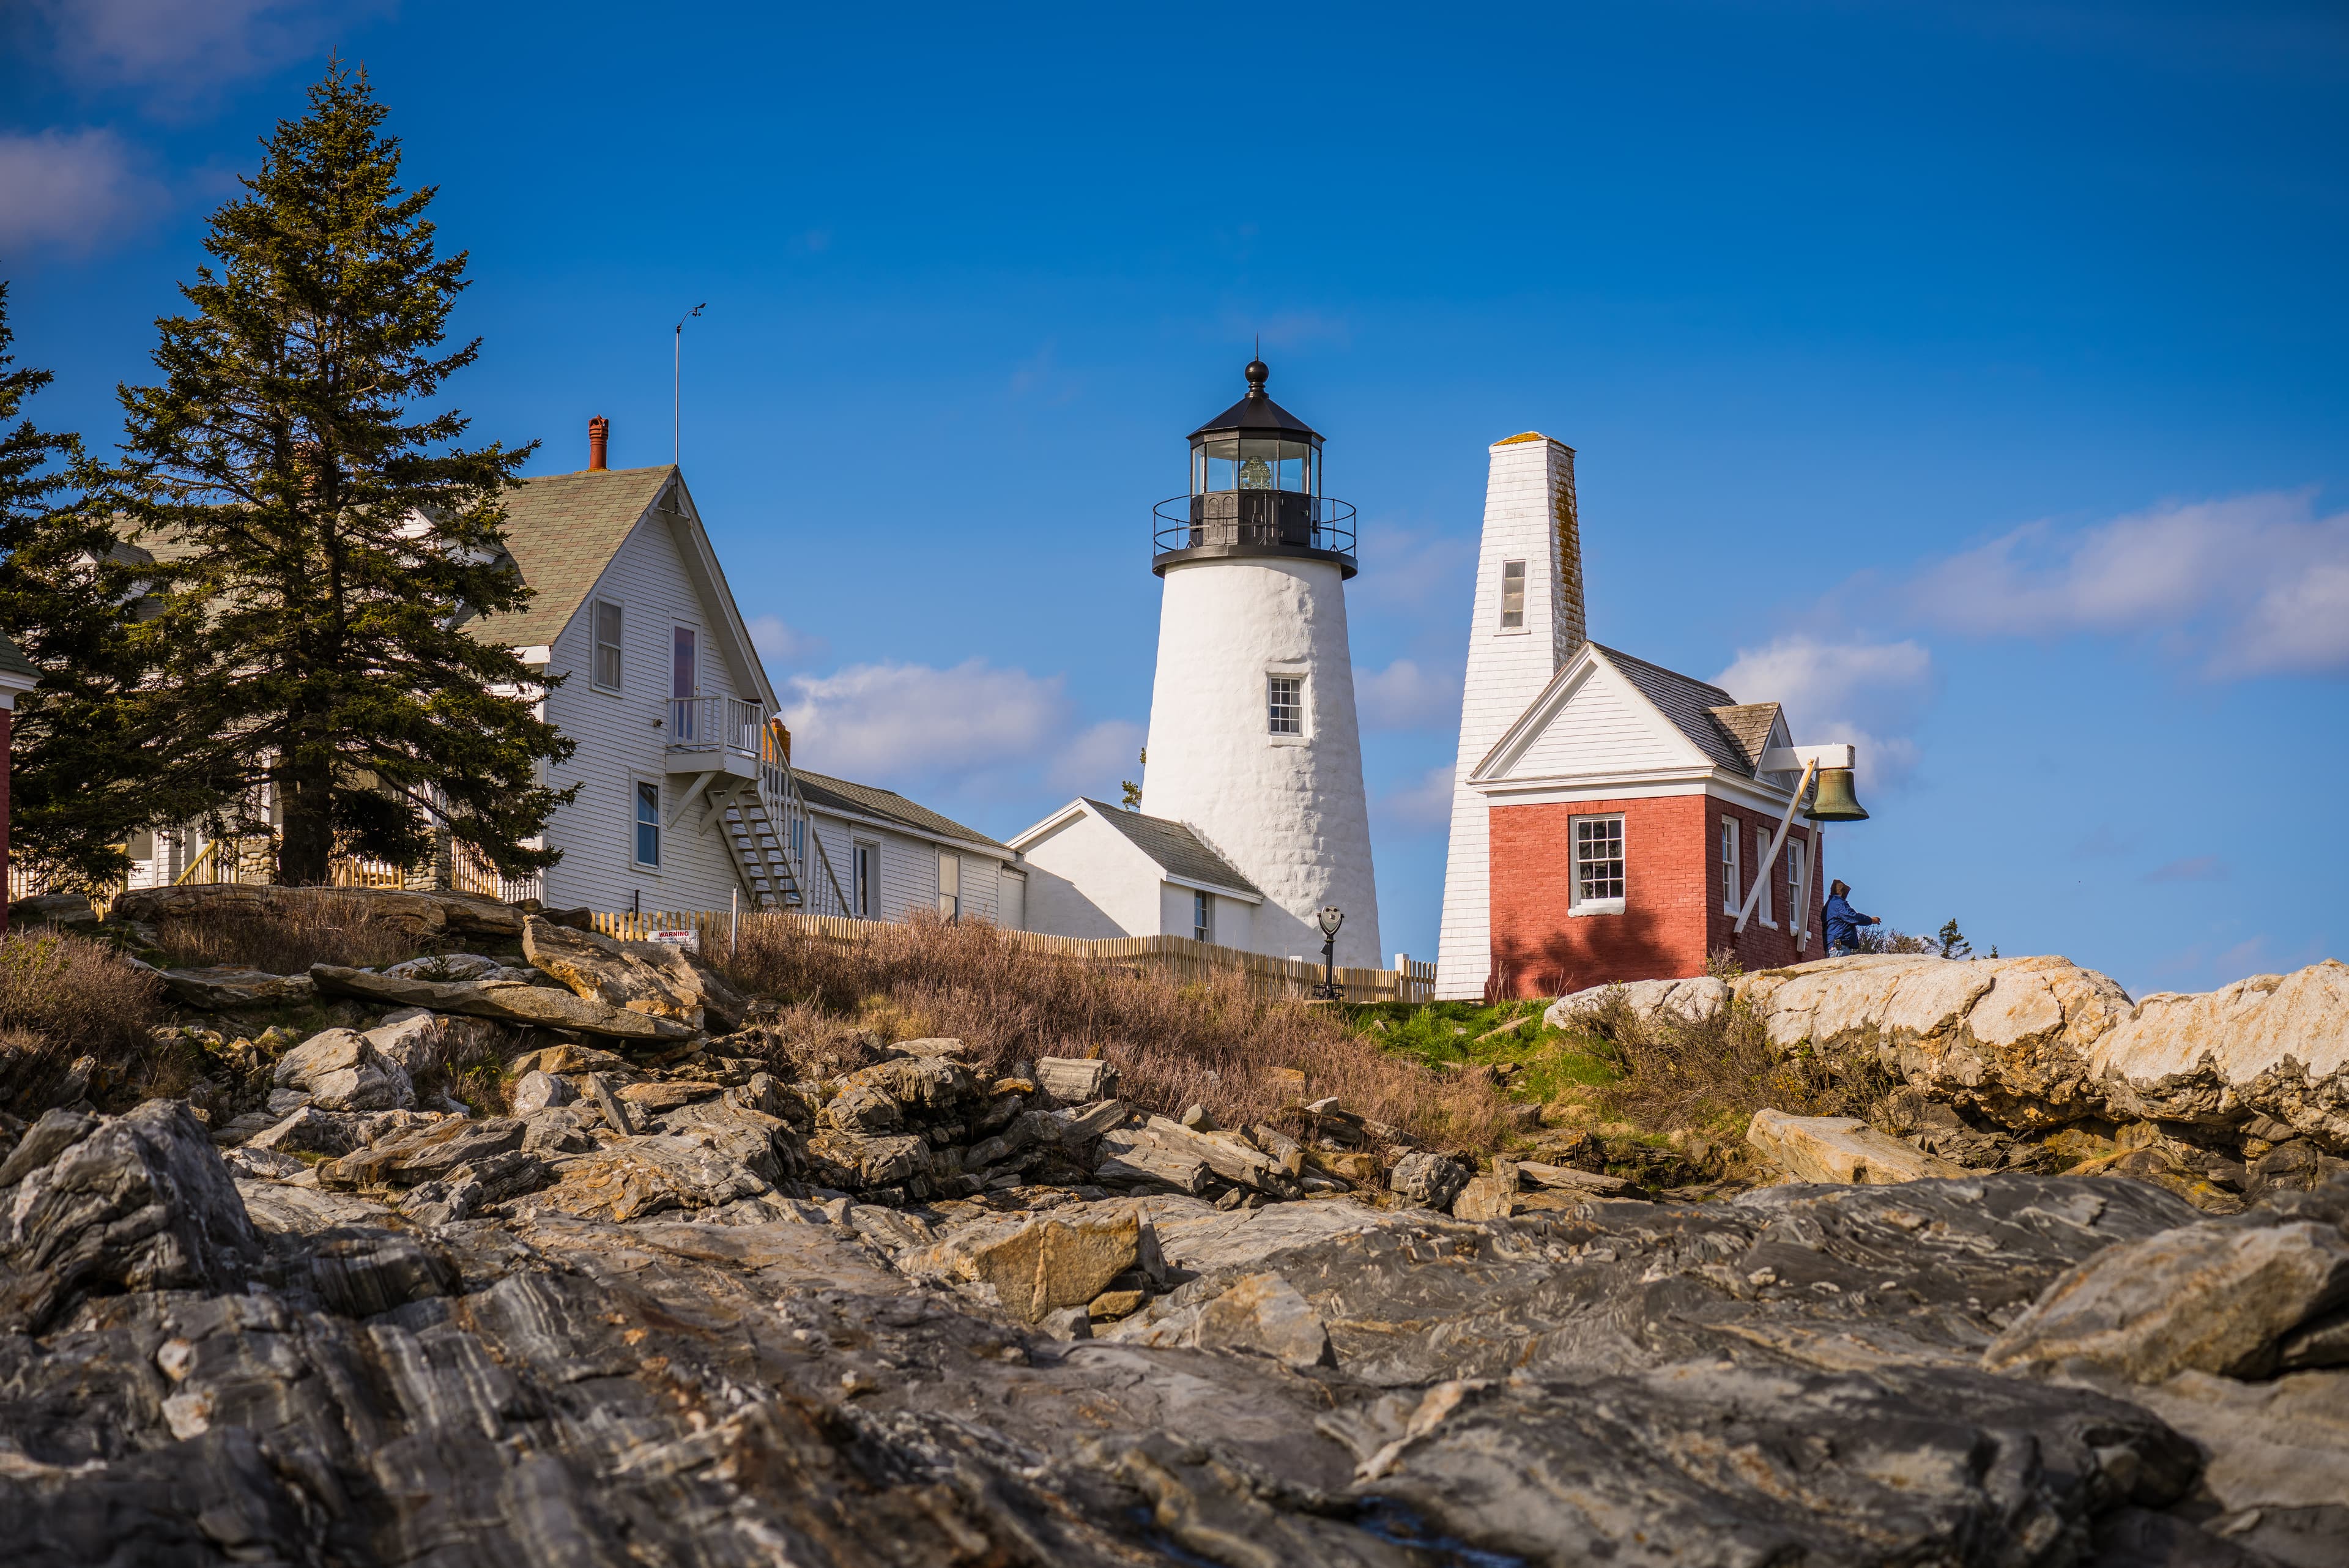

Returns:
155,891,422,973
722,912,1509,1148
0,930,170,1115
1565,988,1894,1138
395,1016,517,1115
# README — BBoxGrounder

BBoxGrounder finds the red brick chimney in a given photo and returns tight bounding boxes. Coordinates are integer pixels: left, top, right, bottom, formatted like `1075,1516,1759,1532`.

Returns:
587,415,609,472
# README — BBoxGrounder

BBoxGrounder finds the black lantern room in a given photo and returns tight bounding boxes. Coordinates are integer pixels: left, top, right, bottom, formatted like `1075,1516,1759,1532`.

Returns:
1152,359,1357,578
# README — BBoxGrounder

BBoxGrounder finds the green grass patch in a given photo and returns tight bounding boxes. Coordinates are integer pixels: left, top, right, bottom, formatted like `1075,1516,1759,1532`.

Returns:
1343,998,1620,1107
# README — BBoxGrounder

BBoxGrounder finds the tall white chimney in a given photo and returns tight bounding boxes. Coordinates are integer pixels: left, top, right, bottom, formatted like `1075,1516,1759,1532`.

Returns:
1433,433,1584,999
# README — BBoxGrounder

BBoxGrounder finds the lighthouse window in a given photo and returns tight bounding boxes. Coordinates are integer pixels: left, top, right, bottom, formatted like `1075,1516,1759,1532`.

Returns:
1267,675,1302,735
1204,441,1238,491
1238,439,1278,490
1499,560,1526,628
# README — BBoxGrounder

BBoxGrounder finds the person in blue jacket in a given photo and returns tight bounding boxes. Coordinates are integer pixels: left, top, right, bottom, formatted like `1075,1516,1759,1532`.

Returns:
1822,880,1880,957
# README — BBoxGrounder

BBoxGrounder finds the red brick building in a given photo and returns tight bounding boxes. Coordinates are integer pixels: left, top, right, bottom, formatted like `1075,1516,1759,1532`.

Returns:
1466,641,1836,998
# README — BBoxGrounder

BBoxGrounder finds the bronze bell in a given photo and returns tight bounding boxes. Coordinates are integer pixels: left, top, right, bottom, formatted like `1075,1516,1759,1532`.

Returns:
1803,766,1869,822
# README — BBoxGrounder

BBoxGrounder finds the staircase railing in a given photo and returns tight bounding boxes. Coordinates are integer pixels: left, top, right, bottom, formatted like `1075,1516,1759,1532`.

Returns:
757,725,850,916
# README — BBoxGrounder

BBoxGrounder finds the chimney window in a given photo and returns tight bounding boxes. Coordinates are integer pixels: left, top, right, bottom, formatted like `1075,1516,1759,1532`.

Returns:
1267,675,1303,735
1499,560,1526,629
593,600,624,691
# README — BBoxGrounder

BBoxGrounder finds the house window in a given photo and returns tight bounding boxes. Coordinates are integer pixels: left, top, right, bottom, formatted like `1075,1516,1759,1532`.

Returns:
1570,814,1625,912
937,850,960,921
1754,827,1775,927
853,841,877,918
1193,889,1212,943
1499,560,1526,629
634,780,660,867
594,600,624,691
789,816,806,864
1721,817,1740,915
1267,675,1302,735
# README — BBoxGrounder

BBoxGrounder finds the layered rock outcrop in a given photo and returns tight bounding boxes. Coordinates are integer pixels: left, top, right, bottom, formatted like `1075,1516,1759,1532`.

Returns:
7,1093,2338,1567
1553,956,2349,1183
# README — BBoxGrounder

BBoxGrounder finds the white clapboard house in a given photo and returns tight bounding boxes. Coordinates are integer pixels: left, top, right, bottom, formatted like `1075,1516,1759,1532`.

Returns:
122,422,1022,922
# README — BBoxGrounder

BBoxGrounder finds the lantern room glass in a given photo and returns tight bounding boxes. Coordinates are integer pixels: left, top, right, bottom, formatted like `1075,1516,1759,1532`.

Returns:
1193,438,1316,497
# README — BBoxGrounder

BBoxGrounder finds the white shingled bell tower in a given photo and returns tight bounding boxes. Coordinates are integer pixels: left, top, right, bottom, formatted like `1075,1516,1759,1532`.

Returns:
1434,434,1586,998
1138,359,1382,970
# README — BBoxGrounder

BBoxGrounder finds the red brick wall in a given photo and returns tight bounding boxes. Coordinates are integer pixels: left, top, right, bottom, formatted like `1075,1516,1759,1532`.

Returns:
1705,798,1827,975
1486,790,1827,998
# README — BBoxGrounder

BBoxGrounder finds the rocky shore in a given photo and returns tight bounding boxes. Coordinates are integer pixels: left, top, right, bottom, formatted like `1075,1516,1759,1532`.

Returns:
1,891,2344,1565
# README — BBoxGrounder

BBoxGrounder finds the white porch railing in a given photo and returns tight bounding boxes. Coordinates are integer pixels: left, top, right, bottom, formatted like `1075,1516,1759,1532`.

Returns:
667,695,764,759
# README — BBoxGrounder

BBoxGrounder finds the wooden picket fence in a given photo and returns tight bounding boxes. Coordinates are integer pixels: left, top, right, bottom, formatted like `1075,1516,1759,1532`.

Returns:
589,907,1439,1006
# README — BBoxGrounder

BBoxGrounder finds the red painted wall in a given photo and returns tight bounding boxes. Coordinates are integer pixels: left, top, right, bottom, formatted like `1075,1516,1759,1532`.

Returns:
1487,790,1827,998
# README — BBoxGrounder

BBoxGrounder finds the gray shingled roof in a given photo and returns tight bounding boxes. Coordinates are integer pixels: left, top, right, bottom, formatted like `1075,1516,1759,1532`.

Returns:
0,628,36,682
469,465,675,649
795,769,1010,852
1078,801,1263,897
1705,702,1781,772
1593,644,1759,775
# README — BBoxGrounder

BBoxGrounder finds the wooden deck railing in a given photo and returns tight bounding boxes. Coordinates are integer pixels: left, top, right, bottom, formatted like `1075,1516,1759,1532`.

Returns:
588,908,1438,1005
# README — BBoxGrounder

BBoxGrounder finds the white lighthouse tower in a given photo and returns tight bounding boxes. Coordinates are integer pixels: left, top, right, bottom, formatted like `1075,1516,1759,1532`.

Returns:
1131,359,1382,969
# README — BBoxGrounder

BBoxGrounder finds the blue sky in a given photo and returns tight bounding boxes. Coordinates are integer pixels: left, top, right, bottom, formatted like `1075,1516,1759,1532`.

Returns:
4,1,2343,997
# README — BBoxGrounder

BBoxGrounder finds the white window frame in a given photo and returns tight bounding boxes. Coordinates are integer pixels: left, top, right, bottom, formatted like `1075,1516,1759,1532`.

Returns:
1720,817,1741,916
937,849,961,922
1754,826,1776,928
631,776,662,869
1192,888,1212,943
592,598,625,694
1568,812,1626,916
852,839,878,919
1266,671,1305,741
1787,830,1809,935
670,619,699,701
1497,559,1528,633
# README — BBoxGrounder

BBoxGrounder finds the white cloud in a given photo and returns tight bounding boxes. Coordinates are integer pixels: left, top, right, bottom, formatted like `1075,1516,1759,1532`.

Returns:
1354,656,1461,731
1713,636,1934,790
1375,764,1459,831
1909,490,2349,678
0,128,162,253
779,659,1068,782
31,1,384,98
746,614,826,666
1351,524,1474,614
1048,718,1146,798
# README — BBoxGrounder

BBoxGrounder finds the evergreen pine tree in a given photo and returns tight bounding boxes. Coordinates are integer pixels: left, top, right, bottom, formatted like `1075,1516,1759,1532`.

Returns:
1935,918,1972,960
0,281,152,888
113,64,573,886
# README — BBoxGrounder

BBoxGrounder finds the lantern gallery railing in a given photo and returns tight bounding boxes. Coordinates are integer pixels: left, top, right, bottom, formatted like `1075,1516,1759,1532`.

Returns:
1152,492,1357,559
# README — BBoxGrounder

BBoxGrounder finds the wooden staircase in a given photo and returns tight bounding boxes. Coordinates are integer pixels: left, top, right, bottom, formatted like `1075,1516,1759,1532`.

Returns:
711,779,802,910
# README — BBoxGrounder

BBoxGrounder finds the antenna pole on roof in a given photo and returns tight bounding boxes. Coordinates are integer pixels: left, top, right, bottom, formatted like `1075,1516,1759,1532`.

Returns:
674,303,706,464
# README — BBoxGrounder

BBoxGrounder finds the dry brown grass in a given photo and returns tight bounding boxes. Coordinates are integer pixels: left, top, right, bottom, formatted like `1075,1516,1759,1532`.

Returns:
154,893,422,973
0,931,171,1115
1566,987,1894,1139
721,913,1510,1148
